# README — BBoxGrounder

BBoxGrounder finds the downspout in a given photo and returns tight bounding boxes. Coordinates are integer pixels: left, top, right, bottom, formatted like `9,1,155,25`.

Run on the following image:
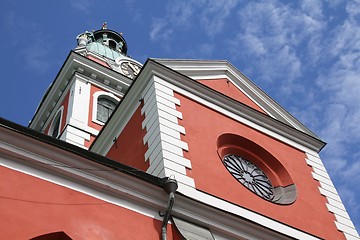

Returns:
161,177,178,240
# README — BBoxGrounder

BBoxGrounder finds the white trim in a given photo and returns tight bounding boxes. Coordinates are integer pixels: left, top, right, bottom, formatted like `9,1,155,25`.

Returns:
61,125,90,149
151,70,322,154
0,135,164,222
306,152,360,239
154,59,316,136
92,91,120,125
141,77,194,188
48,106,64,138
30,52,132,132
174,183,321,240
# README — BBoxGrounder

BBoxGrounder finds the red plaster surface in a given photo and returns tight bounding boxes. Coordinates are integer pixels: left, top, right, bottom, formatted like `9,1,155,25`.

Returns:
198,78,266,114
86,55,110,68
0,166,179,240
106,105,149,171
176,92,344,240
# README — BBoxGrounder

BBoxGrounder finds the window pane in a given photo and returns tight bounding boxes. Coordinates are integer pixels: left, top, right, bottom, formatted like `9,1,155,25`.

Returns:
97,97,117,123
52,114,61,138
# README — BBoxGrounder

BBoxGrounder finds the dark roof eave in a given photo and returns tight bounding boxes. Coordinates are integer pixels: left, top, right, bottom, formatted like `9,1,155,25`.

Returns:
2,117,164,187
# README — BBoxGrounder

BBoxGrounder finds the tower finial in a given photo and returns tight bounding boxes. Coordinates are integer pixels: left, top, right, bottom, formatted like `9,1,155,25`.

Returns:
102,22,107,30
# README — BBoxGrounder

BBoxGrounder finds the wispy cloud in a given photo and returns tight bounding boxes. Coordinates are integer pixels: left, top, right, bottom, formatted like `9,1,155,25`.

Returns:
70,0,94,14
150,18,173,41
222,0,360,226
149,0,238,43
1,11,52,74
200,0,238,36
124,0,143,23
228,1,324,87
22,34,52,74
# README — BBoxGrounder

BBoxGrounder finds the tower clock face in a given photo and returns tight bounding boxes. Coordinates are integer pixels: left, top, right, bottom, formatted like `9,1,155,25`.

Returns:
119,61,141,79
223,154,274,201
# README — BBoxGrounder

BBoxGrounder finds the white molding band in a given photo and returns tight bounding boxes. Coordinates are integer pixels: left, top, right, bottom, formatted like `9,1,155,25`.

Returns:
91,91,120,125
154,59,315,136
141,76,195,188
306,152,360,239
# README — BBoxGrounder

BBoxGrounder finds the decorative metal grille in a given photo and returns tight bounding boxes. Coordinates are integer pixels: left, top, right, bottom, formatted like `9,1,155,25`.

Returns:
223,154,274,201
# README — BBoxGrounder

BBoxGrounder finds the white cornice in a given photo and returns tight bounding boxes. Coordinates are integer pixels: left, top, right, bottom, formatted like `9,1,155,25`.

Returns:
29,51,132,132
146,60,325,153
154,59,318,139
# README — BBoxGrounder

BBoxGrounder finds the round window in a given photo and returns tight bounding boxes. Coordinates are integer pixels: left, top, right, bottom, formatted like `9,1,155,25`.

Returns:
223,154,274,201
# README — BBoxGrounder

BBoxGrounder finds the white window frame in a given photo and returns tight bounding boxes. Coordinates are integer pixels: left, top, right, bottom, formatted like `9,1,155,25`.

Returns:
48,106,64,138
92,91,120,125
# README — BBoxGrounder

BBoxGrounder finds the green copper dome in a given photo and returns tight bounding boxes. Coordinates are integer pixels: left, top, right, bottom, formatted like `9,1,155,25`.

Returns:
76,23,128,60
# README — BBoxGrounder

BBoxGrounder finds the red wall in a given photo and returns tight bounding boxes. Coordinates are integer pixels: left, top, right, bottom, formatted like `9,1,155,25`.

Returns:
106,105,149,171
198,79,266,114
0,166,180,240
176,92,344,240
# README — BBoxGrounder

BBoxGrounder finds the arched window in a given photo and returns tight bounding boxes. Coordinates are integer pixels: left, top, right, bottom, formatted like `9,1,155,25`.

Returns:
92,92,120,125
97,96,117,123
49,107,63,138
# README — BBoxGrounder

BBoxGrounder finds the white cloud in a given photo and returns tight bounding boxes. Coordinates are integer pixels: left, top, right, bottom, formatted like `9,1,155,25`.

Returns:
70,0,94,14
149,0,196,42
167,0,195,29
324,0,344,8
125,0,143,23
228,0,324,93
302,3,360,224
1,11,52,74
200,0,238,36
22,39,51,74
149,18,173,41
301,0,324,19
149,0,238,43
346,0,360,20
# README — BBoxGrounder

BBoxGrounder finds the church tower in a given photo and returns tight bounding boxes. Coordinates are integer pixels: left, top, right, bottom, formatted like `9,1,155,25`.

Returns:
21,24,360,239
29,23,142,149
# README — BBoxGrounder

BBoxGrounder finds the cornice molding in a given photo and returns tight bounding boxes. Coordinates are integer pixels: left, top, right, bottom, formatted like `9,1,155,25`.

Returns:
148,60,325,153
29,51,132,132
154,59,319,139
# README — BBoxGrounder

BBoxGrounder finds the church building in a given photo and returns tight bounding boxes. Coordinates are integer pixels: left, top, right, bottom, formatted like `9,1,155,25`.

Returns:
0,24,359,239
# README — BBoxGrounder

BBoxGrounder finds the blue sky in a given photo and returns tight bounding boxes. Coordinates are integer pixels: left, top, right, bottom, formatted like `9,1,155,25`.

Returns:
1,0,359,234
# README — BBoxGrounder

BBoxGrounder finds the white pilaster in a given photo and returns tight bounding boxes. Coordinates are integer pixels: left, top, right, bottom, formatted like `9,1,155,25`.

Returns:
306,152,360,240
141,76,195,188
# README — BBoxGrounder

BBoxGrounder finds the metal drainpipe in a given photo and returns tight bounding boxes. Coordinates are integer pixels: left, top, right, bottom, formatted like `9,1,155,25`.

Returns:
161,177,178,240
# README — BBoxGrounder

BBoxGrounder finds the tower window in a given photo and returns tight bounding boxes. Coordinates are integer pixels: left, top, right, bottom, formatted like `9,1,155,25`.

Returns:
49,107,63,138
51,114,61,138
92,92,120,125
96,96,117,123
108,40,117,51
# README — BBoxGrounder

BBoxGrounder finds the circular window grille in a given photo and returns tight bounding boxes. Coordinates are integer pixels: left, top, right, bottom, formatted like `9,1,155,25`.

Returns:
223,154,274,201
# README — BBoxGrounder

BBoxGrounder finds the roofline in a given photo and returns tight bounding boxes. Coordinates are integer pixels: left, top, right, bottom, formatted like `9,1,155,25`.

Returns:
149,59,326,152
28,50,133,131
2,116,164,187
